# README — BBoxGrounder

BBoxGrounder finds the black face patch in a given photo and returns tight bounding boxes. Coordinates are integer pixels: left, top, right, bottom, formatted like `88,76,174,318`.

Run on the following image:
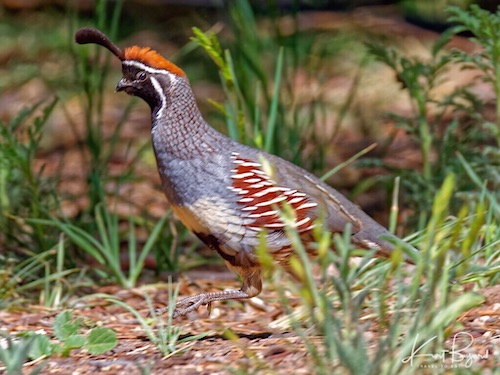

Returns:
121,65,138,83
119,64,161,109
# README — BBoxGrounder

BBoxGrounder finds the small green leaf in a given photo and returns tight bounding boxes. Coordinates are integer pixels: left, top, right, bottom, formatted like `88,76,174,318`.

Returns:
28,334,53,360
64,334,86,349
57,334,86,358
53,311,80,341
84,327,117,355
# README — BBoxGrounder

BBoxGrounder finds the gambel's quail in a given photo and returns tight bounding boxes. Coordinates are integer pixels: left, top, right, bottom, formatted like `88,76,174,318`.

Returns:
75,28,417,317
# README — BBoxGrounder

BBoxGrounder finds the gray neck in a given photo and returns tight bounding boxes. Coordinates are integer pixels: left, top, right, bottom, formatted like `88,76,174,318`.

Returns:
151,76,223,159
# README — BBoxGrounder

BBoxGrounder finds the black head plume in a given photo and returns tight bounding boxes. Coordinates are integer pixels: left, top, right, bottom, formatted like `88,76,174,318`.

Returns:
75,28,124,61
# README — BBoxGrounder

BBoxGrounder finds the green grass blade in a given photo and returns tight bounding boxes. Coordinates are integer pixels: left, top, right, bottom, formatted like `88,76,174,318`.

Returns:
265,47,284,153
130,214,168,285
389,176,400,234
320,143,377,181
128,215,137,287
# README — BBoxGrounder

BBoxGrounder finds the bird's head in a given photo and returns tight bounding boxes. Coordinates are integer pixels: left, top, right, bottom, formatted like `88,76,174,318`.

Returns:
75,28,186,109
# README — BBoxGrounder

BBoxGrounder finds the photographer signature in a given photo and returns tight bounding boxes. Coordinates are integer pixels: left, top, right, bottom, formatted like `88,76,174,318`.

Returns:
402,332,494,368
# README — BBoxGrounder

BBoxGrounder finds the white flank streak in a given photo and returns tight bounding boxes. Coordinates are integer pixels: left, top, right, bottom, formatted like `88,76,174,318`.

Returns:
255,196,287,207
241,162,261,167
294,217,311,227
252,186,289,197
250,182,273,189
287,197,306,204
251,169,267,175
249,210,277,218
238,197,254,203
228,187,249,194
249,226,263,232
150,77,167,119
265,223,286,228
243,178,262,184
296,202,318,210
242,206,258,211
232,172,255,179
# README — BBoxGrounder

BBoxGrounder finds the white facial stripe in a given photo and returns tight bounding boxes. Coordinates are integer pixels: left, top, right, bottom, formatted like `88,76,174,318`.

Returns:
123,60,173,75
150,77,167,119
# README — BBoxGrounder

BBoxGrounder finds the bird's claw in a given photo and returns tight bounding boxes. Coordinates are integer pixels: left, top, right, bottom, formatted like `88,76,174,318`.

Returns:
153,294,210,318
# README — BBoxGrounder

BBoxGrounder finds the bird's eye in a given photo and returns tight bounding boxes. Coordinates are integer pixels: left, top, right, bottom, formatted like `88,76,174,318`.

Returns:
136,71,147,80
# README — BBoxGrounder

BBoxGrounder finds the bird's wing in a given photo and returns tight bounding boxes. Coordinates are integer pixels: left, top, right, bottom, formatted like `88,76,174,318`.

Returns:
258,152,402,254
253,152,364,233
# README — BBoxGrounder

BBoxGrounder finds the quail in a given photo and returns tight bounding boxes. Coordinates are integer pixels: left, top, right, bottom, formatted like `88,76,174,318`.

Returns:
75,28,417,318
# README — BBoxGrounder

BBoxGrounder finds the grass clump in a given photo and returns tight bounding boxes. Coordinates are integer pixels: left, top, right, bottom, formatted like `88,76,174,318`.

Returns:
258,173,492,374
85,280,210,357
0,99,59,253
1,0,177,296
191,0,368,173
0,311,117,375
208,3,498,373
367,5,500,228
32,205,169,288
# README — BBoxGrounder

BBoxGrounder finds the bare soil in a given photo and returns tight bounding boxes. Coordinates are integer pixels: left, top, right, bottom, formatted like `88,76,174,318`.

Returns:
1,279,499,374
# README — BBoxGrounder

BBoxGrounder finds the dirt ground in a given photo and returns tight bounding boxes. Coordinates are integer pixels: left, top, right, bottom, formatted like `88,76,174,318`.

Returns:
0,273,499,374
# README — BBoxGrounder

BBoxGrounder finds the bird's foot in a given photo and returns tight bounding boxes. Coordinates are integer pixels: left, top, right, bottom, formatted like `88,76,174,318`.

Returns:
154,289,252,318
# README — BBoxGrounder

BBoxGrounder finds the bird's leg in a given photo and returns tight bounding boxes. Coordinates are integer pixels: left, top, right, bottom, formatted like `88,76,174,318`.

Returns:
162,289,253,318
156,267,263,318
